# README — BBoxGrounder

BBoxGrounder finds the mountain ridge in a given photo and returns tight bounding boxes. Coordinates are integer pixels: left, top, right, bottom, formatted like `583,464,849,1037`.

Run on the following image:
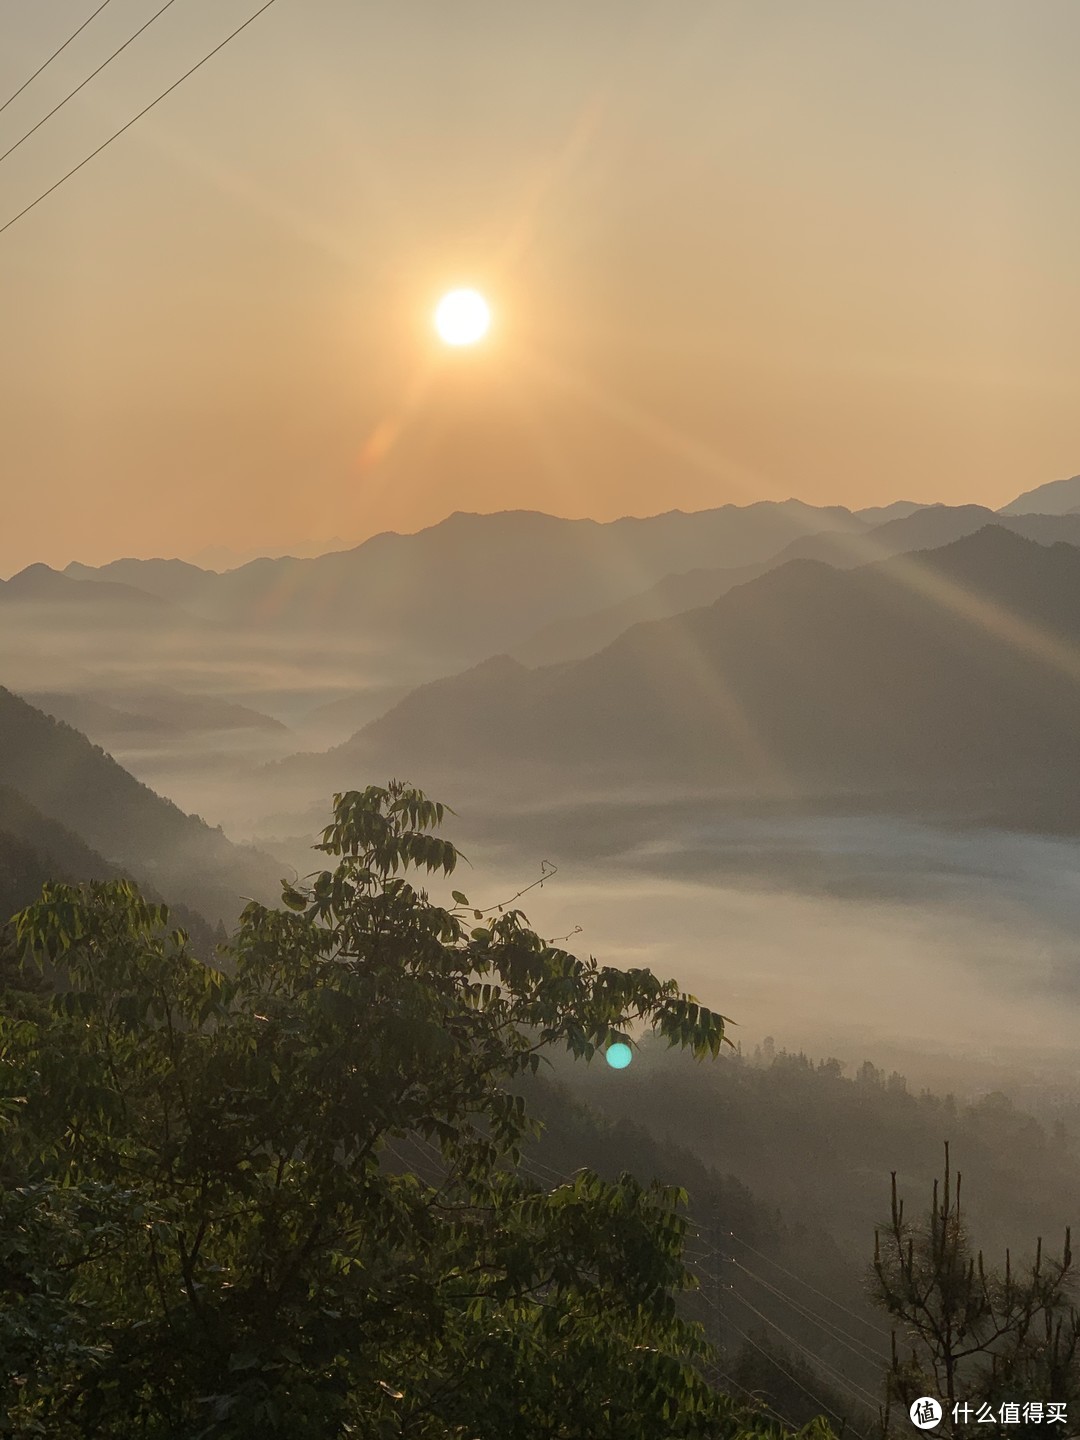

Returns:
511,505,1080,668
999,472,1080,517
296,526,1080,811
59,503,868,654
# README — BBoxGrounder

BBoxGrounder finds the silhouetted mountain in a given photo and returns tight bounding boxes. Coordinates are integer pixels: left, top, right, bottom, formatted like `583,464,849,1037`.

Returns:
0,563,182,623
787,501,1080,561
0,688,278,922
853,500,928,524
185,537,358,569
512,504,1080,667
991,512,1080,544
63,503,867,665
318,527,1080,811
999,472,1080,516
64,556,210,604
297,683,416,746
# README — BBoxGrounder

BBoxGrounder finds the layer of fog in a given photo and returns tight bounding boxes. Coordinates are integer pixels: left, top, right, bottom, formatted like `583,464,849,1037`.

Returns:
433,810,1080,1105
139,753,1080,1106
8,599,1080,1106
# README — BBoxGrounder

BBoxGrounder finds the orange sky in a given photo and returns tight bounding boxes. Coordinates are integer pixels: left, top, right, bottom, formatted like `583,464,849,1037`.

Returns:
2,0,1079,574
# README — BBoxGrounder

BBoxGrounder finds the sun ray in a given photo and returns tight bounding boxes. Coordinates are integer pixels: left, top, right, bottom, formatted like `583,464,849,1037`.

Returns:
644,613,797,796
358,360,440,475
491,92,611,278
511,343,768,504
877,540,1080,687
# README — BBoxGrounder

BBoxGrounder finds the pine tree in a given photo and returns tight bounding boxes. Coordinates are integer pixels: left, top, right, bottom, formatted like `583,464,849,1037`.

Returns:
872,1143,1080,1437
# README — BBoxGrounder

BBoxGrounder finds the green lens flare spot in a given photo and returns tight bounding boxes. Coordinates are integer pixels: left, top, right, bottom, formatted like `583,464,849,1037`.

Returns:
605,1042,632,1070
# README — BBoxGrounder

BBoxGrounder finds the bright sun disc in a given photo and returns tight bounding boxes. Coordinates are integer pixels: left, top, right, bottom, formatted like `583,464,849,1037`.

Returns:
434,288,491,346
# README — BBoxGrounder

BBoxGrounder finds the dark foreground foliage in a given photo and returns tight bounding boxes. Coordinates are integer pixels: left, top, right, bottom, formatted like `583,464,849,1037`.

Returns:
0,781,834,1439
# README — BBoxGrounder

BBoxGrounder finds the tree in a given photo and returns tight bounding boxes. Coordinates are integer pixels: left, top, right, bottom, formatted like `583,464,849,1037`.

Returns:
1,781,833,1439
872,1143,1080,1437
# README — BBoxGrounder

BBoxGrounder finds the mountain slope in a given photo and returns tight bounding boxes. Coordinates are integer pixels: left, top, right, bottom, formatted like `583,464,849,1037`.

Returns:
0,784,220,954
0,688,279,922
999,472,1080,516
513,506,1080,669
0,783,121,919
324,527,1080,806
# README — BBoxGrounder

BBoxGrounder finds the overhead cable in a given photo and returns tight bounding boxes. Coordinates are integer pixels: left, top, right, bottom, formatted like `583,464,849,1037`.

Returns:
0,0,279,239
0,1,114,119
0,0,182,169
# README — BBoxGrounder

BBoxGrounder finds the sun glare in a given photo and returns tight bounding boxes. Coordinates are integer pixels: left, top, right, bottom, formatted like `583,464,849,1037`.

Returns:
434,288,491,346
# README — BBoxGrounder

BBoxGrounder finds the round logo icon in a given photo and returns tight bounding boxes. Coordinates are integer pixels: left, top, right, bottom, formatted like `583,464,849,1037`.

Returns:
910,1398,942,1430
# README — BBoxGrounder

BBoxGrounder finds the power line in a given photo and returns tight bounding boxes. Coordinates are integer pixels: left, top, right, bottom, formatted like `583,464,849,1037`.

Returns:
0,0,182,169
728,1292,882,1412
383,1137,442,1186
0,1,114,118
0,0,279,240
514,1154,874,1339
716,1368,796,1432
722,1313,867,1440
730,1257,886,1369
412,1131,887,1418
727,1230,892,1340
401,1133,865,1434
514,1150,885,1414
514,1151,568,1185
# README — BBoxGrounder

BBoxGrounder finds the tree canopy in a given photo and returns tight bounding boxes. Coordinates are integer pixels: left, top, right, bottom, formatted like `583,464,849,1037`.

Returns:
0,780,833,1439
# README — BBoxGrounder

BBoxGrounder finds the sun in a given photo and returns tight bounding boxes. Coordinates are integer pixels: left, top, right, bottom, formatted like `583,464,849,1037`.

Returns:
434,288,491,347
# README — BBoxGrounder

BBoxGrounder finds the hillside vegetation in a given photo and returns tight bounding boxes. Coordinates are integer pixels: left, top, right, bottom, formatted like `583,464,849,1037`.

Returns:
0,688,277,923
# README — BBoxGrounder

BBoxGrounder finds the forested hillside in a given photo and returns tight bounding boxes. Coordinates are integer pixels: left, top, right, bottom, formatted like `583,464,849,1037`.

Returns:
0,785,221,959
0,688,277,923
529,1035,1080,1432
0,783,119,907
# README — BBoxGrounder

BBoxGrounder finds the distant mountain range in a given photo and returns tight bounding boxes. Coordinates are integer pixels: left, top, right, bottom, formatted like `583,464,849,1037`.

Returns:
49,493,1080,684
291,527,1080,824
512,504,1080,667
60,502,869,663
61,556,211,607
183,536,359,570
0,562,190,626
9,482,1080,841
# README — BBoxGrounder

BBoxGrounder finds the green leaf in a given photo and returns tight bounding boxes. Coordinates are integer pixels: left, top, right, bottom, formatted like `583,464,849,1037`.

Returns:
1,779,768,1440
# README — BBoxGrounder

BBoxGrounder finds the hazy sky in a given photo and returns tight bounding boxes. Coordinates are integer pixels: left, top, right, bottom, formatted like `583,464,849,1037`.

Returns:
3,0,1080,573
